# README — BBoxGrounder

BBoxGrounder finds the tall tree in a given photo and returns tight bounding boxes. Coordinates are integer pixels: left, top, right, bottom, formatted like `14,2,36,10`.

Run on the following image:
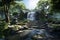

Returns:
0,0,22,23
36,0,50,22
2,0,14,23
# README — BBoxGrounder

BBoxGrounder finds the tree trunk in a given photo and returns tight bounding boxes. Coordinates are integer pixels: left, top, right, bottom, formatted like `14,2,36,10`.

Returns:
4,5,10,23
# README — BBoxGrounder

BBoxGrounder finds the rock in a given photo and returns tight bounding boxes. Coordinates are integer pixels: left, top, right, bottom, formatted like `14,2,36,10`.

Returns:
4,29,54,40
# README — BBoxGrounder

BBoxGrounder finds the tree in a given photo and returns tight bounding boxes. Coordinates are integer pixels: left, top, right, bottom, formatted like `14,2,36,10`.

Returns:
37,0,49,10
1,0,15,23
37,0,49,16
0,0,23,23
50,0,60,11
36,0,50,22
9,2,26,12
9,2,26,21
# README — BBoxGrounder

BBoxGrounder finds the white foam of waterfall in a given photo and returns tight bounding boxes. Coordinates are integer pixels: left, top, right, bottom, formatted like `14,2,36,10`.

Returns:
27,12,35,21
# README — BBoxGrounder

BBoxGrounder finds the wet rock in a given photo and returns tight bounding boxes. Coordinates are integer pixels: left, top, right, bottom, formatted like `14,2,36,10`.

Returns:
25,29,54,40
4,29,54,40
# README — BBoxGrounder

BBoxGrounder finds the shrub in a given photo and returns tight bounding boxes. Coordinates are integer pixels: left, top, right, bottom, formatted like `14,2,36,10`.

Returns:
0,21,8,38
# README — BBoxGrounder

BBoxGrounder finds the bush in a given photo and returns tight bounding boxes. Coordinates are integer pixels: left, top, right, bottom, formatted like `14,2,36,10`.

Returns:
0,21,8,38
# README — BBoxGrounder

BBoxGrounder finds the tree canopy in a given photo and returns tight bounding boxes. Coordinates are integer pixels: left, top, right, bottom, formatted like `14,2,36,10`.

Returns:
50,0,60,11
0,0,25,23
9,2,26,14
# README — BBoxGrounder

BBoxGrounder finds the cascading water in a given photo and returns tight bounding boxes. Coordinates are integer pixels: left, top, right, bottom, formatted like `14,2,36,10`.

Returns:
27,12,35,21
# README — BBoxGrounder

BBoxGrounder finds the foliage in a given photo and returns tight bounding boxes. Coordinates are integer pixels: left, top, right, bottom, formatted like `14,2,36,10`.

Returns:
13,12,18,16
50,0,60,11
0,21,8,38
9,2,26,22
37,0,48,8
36,0,49,22
9,2,26,14
37,0,50,14
0,0,15,23
0,1,3,6
11,1,26,23
0,0,24,23
17,2,26,9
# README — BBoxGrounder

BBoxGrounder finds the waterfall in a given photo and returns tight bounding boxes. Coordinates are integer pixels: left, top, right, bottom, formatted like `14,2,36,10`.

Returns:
27,12,35,21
